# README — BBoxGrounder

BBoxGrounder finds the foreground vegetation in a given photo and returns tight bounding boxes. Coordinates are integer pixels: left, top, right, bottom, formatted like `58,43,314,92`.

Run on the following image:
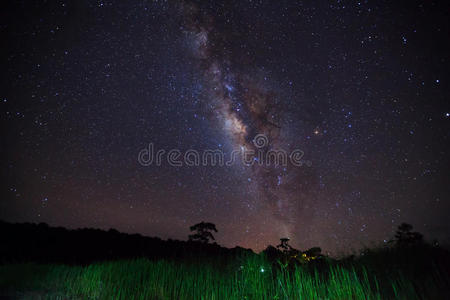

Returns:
1,245,449,299
1,221,449,299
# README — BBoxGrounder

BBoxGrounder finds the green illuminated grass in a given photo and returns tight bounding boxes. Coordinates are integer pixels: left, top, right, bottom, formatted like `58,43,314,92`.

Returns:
0,253,448,299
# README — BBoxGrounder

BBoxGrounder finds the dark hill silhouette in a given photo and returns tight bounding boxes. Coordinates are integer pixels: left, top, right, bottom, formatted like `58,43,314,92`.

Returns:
0,220,253,265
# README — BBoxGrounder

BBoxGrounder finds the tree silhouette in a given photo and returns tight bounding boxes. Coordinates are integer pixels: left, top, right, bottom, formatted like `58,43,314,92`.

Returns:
188,221,217,243
305,247,322,258
394,223,423,246
276,237,292,253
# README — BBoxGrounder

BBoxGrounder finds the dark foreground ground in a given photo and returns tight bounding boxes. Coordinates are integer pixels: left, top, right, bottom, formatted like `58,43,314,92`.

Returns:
1,221,449,299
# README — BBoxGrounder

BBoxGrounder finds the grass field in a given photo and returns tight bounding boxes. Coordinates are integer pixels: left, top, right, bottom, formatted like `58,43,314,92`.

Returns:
1,247,449,299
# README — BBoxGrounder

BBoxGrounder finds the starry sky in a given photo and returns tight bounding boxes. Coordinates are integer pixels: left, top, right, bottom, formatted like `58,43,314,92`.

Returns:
1,0,449,254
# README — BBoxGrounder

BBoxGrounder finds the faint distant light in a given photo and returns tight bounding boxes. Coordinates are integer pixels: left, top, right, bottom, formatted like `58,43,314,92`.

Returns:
436,79,440,83
260,267,265,273
446,112,450,117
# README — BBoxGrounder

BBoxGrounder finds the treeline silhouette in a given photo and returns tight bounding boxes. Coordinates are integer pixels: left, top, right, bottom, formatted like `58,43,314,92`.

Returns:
0,220,252,265
2,219,449,275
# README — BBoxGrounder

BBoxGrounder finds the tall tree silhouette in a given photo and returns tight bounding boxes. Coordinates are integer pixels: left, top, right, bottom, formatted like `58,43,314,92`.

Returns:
276,238,292,253
188,221,217,243
394,223,423,246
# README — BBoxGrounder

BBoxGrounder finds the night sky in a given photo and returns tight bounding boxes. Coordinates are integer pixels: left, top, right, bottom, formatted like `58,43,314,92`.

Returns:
1,0,449,254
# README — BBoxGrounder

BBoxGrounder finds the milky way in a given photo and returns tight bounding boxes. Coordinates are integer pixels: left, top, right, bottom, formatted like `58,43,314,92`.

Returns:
1,0,449,253
181,1,317,240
